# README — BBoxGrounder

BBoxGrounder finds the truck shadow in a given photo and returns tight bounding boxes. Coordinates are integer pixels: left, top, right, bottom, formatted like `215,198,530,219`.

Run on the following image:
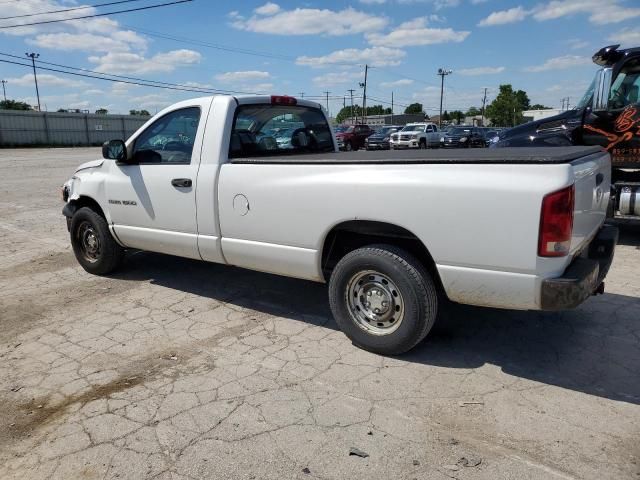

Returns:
616,223,640,248
115,251,640,406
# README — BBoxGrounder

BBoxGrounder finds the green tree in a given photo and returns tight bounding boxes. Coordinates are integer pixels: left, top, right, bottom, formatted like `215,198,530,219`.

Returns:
450,110,465,124
57,108,68,113
441,110,451,122
530,103,552,110
465,106,481,117
95,108,108,115
130,109,151,116
486,84,531,127
0,99,32,111
404,102,424,114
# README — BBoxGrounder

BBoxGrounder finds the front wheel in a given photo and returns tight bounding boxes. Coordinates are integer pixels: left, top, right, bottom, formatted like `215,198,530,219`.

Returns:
419,140,426,149
328,245,438,355
344,141,352,152
70,207,124,275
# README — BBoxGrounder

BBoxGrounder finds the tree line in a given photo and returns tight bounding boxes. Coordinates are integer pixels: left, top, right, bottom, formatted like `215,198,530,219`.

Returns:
333,84,552,127
0,99,151,116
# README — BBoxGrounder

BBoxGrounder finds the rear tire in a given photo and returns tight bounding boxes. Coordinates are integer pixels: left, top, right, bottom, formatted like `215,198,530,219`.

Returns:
328,245,438,355
70,207,124,275
345,141,353,152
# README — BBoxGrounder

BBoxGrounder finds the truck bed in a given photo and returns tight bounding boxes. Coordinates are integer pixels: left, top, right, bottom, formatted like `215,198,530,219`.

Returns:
230,146,604,165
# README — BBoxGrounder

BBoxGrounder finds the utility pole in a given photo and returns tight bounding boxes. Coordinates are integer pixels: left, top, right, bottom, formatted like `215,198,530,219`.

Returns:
1,80,7,102
298,92,304,99
359,64,368,124
481,87,488,126
323,91,330,116
26,52,41,111
347,88,355,124
437,68,452,128
561,98,565,110
391,91,394,124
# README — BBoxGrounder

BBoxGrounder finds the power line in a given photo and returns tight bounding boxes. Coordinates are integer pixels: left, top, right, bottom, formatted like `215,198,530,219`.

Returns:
0,0,193,29
0,0,147,20
0,53,344,99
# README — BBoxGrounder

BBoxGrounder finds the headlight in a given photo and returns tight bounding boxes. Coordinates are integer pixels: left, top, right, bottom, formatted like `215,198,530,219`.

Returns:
383,136,390,141
411,134,418,139
490,136,500,144
440,137,444,142
459,136,468,142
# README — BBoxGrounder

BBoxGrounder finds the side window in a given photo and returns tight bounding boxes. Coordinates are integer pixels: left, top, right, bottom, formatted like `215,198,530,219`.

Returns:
230,104,334,158
132,107,201,164
609,58,640,110
426,125,434,133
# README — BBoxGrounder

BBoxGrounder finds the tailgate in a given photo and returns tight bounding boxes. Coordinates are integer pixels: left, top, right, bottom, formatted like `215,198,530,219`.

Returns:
570,151,611,254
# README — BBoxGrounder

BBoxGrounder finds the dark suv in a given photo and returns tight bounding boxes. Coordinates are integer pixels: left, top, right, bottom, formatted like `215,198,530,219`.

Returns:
335,124,373,151
440,126,486,148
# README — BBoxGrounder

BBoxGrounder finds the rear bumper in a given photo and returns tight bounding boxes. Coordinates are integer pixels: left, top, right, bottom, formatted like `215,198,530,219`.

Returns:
540,224,618,310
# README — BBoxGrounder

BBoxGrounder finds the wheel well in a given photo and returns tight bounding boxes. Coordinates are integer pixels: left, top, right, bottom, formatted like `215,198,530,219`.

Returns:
71,196,106,219
321,220,445,294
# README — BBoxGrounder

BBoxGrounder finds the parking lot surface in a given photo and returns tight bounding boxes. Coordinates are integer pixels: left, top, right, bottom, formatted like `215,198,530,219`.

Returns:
1,148,639,480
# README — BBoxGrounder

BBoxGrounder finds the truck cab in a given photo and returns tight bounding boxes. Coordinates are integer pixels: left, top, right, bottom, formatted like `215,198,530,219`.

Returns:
494,44,640,220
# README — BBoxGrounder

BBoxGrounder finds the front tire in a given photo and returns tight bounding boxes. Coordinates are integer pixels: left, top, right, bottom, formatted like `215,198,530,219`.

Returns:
70,207,124,275
344,141,353,152
328,245,438,355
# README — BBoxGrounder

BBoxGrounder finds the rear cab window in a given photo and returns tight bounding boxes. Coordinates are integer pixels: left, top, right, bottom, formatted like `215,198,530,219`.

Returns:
229,103,334,158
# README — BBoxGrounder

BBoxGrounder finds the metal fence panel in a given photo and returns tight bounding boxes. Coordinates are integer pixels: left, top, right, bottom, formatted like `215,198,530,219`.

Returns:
0,110,149,146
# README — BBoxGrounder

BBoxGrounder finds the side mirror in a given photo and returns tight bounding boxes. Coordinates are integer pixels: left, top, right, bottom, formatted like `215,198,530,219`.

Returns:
102,139,127,162
592,68,613,111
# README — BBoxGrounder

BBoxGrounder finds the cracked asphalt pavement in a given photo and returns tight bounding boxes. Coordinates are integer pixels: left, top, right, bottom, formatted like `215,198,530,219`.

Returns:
1,148,639,480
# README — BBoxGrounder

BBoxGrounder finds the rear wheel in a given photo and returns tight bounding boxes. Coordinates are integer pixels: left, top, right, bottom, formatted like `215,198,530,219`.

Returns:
345,141,353,152
328,245,438,355
70,207,124,275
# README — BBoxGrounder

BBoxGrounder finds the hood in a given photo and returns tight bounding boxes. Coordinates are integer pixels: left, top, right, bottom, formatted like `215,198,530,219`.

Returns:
498,109,579,141
369,132,390,140
75,158,104,173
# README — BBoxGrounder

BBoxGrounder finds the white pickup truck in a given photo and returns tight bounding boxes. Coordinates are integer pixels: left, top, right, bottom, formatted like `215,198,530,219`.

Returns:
62,95,618,354
389,122,441,149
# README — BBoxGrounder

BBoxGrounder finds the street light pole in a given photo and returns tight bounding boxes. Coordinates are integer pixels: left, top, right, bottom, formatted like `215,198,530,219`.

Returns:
26,52,41,111
359,64,368,124
323,91,330,116
1,80,7,102
437,68,452,129
347,88,355,124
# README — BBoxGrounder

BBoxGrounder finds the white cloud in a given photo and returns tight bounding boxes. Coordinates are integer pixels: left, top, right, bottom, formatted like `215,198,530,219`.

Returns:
296,47,406,68
479,1,640,27
397,0,460,8
312,71,361,86
89,50,202,75
367,17,469,47
524,55,591,72
7,73,87,88
608,28,640,47
457,66,505,76
254,2,281,15
567,39,589,50
380,79,414,87
532,0,640,24
231,6,387,36
129,94,173,111
215,71,271,83
478,6,528,26
28,31,146,53
84,89,104,96
359,0,386,3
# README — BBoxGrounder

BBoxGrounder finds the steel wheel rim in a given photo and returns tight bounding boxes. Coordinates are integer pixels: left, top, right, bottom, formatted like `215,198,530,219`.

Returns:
77,221,101,263
346,270,405,336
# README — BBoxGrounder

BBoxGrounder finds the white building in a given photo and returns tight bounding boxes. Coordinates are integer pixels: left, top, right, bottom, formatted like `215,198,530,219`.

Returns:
522,109,563,122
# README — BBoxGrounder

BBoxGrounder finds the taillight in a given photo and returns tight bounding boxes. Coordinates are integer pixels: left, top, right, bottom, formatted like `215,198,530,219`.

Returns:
271,95,297,106
538,184,575,257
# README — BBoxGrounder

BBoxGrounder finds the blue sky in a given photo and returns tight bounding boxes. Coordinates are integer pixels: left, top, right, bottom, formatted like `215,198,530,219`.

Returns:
1,0,639,115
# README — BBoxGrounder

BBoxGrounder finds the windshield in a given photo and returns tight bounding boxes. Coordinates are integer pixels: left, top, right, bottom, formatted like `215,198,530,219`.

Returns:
334,126,348,133
378,126,397,135
401,125,424,132
576,74,597,109
449,127,471,135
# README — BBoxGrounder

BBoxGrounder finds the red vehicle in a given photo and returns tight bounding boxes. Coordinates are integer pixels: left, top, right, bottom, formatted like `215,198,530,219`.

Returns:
335,124,373,151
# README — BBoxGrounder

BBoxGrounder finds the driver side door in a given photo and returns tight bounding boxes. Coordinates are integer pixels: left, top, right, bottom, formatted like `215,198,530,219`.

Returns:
107,101,210,259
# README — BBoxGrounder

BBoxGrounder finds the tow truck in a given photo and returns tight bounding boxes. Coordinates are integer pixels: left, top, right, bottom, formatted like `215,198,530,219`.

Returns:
494,45,640,222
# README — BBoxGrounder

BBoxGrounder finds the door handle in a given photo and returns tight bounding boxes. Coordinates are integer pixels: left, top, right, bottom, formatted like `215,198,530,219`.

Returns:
171,178,192,188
